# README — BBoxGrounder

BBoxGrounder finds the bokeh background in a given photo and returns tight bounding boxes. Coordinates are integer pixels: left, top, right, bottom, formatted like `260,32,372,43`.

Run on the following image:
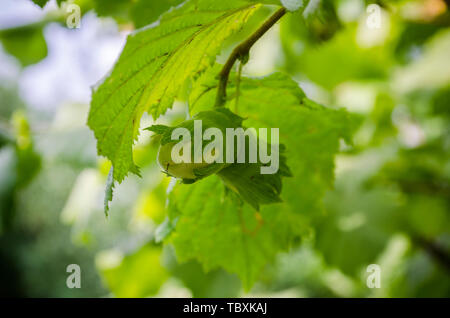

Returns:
0,0,449,297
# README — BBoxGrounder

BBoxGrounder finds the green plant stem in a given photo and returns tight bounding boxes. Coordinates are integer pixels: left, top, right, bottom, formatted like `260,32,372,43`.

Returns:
215,7,287,107
234,61,243,113
412,235,450,273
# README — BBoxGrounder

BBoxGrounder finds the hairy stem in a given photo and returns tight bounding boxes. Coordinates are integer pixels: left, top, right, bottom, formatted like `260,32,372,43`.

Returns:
215,7,287,107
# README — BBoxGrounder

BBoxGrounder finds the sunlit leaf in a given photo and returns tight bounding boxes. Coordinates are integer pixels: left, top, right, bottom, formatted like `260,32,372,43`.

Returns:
88,0,263,183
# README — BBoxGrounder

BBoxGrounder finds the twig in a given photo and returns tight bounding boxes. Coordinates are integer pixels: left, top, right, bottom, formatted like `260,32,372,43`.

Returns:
412,235,450,273
215,7,287,107
234,61,243,113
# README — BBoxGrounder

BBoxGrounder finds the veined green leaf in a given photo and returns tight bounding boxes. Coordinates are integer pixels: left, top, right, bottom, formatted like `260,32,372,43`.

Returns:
148,107,291,208
194,73,359,218
168,175,289,289
88,0,264,183
166,71,359,288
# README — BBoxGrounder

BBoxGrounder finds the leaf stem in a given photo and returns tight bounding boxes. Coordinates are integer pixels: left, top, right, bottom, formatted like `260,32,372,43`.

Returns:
215,7,287,107
234,61,243,113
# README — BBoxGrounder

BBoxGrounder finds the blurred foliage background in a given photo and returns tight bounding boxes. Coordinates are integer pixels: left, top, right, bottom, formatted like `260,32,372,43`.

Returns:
0,0,449,297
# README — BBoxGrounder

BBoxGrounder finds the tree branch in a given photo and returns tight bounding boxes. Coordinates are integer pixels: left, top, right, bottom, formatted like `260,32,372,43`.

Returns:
412,235,450,274
215,7,287,107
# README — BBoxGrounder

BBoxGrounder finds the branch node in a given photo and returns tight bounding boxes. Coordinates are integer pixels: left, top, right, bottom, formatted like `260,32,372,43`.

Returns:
215,7,287,107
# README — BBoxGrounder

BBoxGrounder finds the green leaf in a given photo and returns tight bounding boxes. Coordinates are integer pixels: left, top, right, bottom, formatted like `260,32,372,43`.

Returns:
166,71,359,287
130,0,185,28
168,175,291,289
31,0,49,8
30,0,65,7
227,74,359,218
283,25,390,89
92,0,192,27
317,175,399,276
145,124,171,136
154,108,244,146
88,0,263,183
217,146,291,210
150,106,291,208
98,245,168,297
0,24,47,67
